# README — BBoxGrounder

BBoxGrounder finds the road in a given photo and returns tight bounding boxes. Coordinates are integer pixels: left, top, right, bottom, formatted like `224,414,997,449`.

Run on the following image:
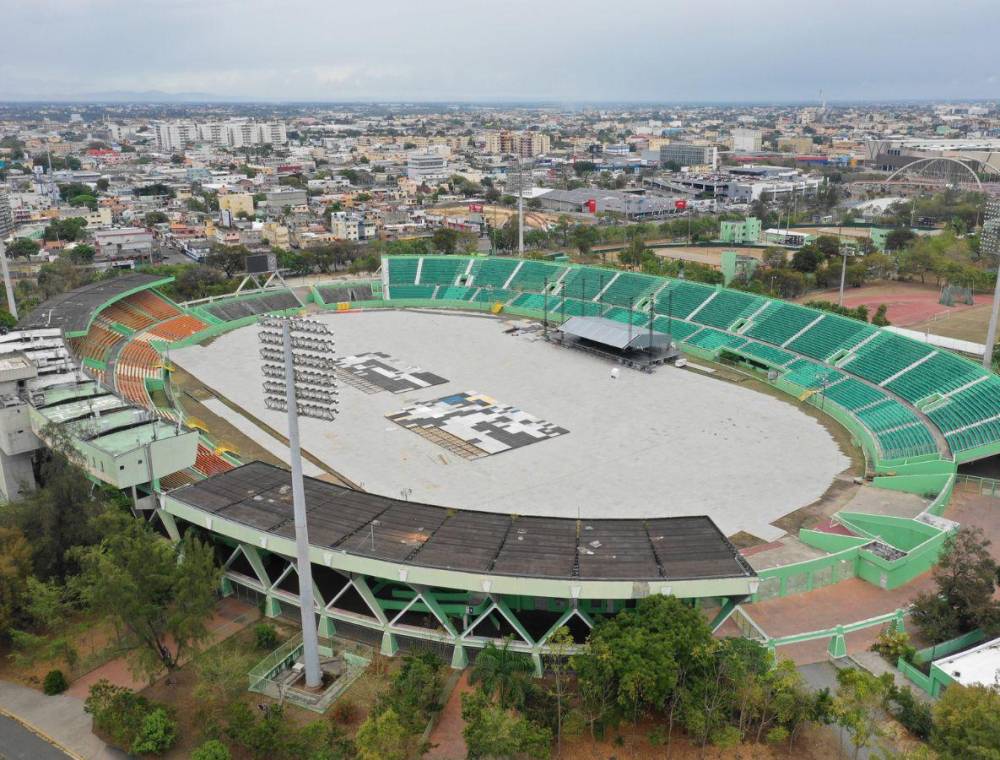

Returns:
0,714,73,760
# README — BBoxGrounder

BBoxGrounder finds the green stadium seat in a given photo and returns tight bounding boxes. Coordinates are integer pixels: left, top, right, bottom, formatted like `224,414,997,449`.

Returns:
736,341,797,367
843,333,934,385
469,257,519,288
560,267,615,301
651,316,702,340
509,260,566,293
783,359,843,389
387,256,420,285
744,302,819,345
419,257,467,285
387,284,436,299
885,350,983,403
787,314,874,360
652,280,716,319
599,272,661,308
436,286,475,301
603,307,650,326
690,289,764,330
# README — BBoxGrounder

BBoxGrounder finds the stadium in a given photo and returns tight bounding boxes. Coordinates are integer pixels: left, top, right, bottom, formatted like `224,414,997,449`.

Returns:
0,253,995,670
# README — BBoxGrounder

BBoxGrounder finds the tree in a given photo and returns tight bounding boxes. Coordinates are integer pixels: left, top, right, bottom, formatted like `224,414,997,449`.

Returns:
574,595,712,731
872,303,891,327
1,443,110,581
355,708,409,760
374,650,444,733
42,217,88,242
932,683,1000,759
192,740,231,760
885,228,916,252
73,512,220,681
911,527,1000,643
471,638,535,710
833,668,893,760
791,245,822,273
96,178,110,192
461,689,552,760
544,626,574,754
66,243,95,264
0,526,31,637
431,227,460,255
571,225,600,258
144,211,169,226
207,244,249,278
7,238,41,259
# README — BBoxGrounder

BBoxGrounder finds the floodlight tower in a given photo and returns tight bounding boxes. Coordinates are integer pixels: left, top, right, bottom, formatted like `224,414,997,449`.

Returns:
981,198,1000,370
258,316,339,689
837,242,857,308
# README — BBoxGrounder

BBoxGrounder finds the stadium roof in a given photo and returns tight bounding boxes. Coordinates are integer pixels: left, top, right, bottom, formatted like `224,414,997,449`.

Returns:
18,273,171,334
169,461,755,582
559,316,672,351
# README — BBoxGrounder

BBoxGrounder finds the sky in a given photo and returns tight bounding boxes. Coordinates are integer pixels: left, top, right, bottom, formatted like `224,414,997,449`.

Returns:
2,0,998,103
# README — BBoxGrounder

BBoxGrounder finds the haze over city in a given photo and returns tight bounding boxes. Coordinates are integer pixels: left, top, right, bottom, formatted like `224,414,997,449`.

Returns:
3,0,999,102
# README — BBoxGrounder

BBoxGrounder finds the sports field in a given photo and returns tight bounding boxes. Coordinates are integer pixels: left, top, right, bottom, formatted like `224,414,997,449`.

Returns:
803,281,992,333
173,310,851,541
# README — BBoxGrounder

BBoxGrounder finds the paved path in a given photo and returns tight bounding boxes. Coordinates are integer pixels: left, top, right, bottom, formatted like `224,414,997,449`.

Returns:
0,681,126,760
424,671,473,760
0,713,73,760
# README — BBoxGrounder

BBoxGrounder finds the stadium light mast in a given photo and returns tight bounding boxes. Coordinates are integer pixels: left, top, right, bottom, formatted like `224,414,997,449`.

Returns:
258,316,339,689
517,155,525,257
981,198,1000,371
837,242,856,307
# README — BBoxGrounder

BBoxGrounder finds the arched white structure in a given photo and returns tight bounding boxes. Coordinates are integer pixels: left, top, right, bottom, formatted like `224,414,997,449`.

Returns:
884,156,984,190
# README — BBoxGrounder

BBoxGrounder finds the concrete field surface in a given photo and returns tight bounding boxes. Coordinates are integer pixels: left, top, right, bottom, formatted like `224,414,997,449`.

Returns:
173,309,852,541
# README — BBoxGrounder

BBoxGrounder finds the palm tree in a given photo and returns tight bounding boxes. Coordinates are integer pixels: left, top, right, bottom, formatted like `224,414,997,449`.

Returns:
469,637,534,709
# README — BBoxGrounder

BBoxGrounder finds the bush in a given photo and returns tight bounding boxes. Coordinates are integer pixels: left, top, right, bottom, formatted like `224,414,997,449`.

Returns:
84,680,176,755
888,686,933,740
330,698,357,724
192,739,231,760
43,669,68,695
870,628,916,664
254,622,279,651
131,708,178,755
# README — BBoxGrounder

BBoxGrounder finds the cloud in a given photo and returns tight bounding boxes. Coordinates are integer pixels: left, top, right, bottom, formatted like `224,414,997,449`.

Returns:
1,0,998,101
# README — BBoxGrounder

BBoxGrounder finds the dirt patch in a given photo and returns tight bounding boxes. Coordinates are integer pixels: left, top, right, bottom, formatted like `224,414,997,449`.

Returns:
0,613,122,691
799,280,990,328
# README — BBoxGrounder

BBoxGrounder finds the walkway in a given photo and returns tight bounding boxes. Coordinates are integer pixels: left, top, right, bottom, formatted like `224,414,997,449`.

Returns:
424,671,473,760
0,680,126,760
66,596,255,697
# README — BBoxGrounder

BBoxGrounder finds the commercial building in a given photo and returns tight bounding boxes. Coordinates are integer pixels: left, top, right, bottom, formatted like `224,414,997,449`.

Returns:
669,166,822,203
92,227,154,260
406,151,449,184
731,128,763,153
265,189,308,210
778,136,815,154
535,188,686,219
660,143,718,170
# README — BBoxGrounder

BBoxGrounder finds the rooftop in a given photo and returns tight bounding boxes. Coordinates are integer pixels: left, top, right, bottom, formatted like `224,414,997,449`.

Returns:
170,461,755,582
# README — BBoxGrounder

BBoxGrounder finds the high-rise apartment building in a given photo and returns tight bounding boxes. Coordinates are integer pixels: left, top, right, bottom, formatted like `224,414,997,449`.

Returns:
0,188,14,238
153,120,288,151
483,130,550,157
